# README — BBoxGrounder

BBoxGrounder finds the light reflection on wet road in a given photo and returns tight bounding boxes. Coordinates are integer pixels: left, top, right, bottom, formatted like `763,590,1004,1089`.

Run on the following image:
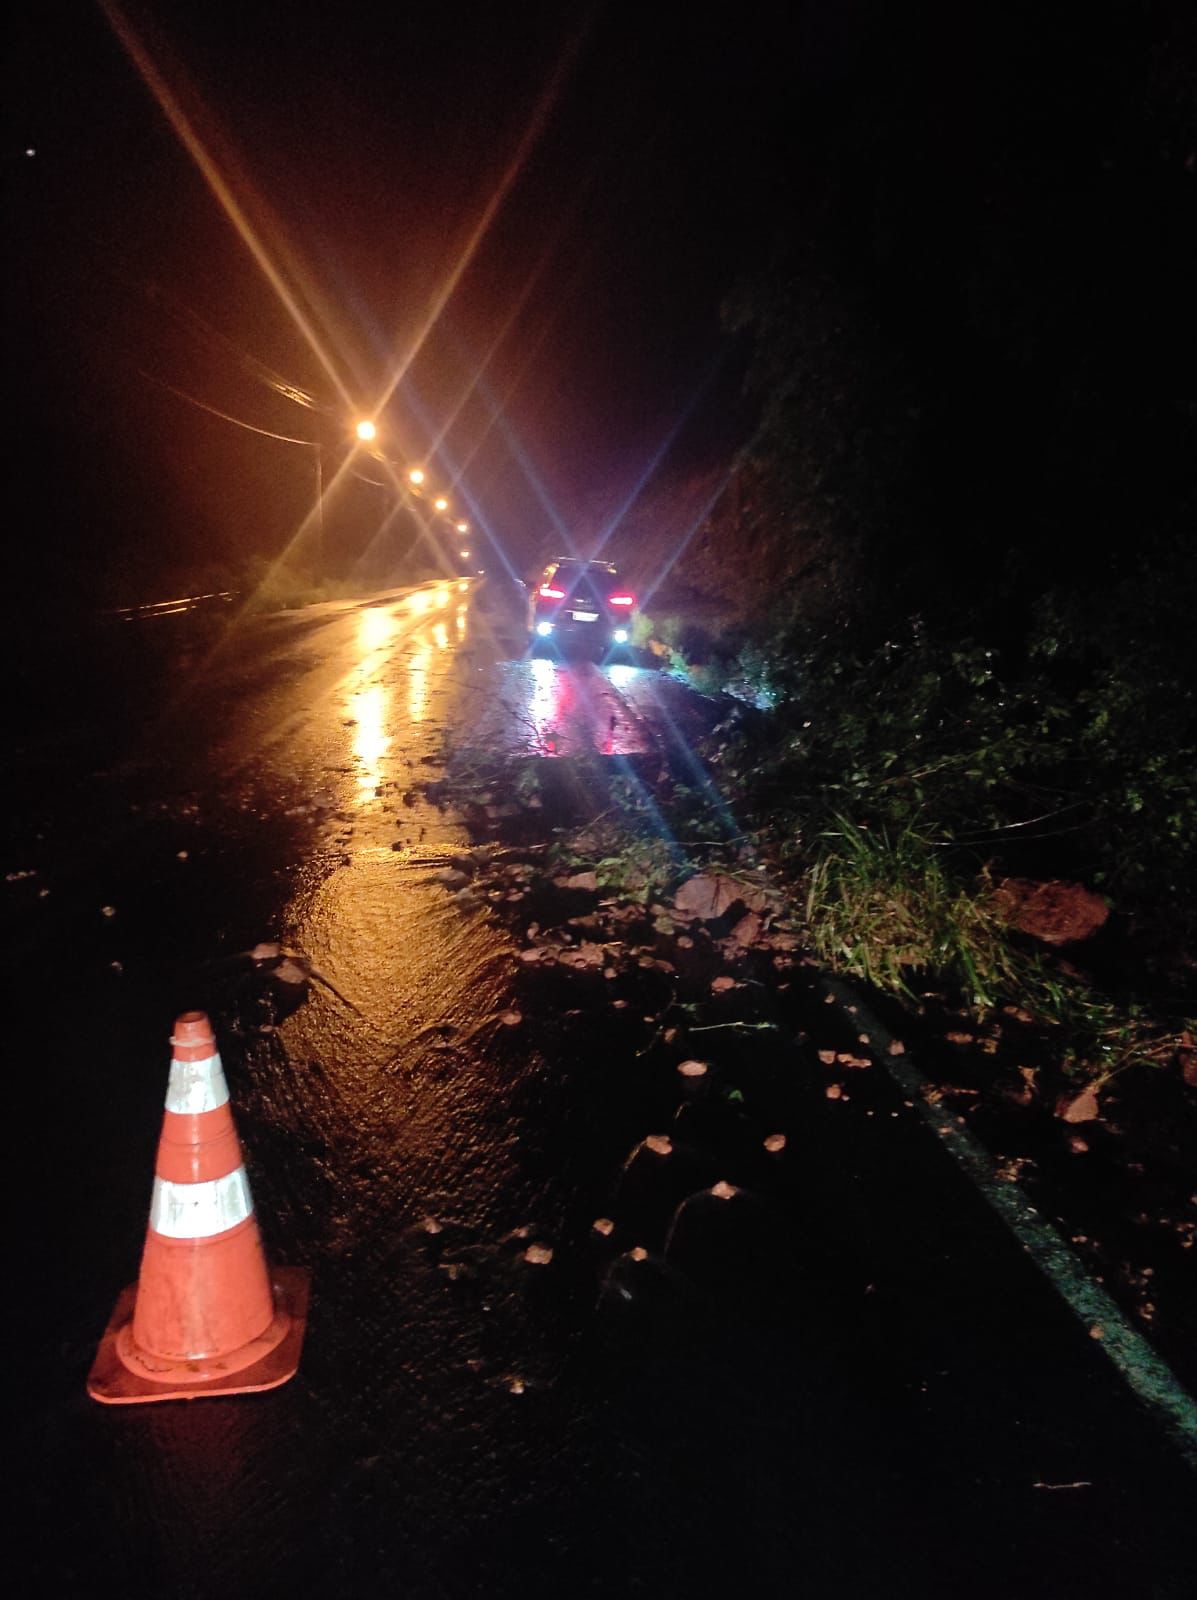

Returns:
6,578,759,1599
10,579,1190,1599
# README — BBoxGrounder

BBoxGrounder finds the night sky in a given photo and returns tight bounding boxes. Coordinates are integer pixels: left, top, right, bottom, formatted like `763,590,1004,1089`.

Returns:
8,1,802,599
7,2,1195,612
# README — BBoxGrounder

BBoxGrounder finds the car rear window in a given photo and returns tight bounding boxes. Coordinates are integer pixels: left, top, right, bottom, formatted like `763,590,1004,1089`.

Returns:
550,561,617,579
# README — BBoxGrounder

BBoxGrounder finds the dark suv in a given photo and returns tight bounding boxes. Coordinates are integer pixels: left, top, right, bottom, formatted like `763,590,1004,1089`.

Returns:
527,559,636,655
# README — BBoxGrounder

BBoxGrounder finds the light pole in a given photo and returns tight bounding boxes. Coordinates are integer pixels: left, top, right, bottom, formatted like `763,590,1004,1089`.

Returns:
313,421,378,575
313,443,325,571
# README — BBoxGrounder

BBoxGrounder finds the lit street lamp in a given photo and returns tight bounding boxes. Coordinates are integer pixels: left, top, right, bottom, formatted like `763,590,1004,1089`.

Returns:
314,420,381,571
434,496,448,512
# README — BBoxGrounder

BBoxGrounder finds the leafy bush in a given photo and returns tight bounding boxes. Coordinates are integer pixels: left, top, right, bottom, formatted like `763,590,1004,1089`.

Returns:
676,564,1197,1081
717,601,1195,942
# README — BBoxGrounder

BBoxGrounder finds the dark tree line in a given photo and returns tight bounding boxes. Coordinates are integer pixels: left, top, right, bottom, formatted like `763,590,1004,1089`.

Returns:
722,0,1197,646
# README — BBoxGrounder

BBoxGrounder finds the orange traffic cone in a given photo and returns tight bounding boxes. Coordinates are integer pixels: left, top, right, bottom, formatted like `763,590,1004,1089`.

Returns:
88,1012,308,1404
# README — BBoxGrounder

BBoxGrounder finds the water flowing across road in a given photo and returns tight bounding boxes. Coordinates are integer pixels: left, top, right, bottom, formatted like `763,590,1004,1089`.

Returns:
6,580,1193,1599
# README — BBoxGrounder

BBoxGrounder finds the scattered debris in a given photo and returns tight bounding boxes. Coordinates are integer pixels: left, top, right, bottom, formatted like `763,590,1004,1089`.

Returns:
1057,1085,1101,1124
991,878,1110,946
558,870,598,892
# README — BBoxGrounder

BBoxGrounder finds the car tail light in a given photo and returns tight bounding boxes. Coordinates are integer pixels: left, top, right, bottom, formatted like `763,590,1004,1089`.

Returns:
538,584,565,599
608,593,635,607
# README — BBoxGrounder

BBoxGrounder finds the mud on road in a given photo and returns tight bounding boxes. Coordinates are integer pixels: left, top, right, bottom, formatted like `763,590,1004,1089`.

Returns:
6,579,1194,1599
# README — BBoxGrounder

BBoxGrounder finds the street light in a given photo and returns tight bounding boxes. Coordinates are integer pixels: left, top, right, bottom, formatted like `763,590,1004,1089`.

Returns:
313,419,380,571
434,496,448,512
456,521,469,533
409,467,425,486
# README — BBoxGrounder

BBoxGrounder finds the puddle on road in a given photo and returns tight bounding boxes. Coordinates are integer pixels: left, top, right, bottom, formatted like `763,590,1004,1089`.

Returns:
15,583,1196,1599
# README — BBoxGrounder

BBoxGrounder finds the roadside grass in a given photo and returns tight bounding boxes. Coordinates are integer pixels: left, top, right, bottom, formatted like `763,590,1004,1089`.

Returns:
803,815,1185,1091
634,589,1196,1099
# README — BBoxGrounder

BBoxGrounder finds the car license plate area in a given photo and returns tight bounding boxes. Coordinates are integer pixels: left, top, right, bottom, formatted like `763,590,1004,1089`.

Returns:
571,610,599,622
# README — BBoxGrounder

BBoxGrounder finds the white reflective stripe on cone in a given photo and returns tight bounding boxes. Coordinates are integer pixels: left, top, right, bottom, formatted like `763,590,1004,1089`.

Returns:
164,1054,230,1115
149,1167,254,1239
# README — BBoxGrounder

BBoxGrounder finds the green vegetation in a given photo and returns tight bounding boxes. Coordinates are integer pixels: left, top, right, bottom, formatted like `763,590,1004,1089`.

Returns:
645,566,1196,1088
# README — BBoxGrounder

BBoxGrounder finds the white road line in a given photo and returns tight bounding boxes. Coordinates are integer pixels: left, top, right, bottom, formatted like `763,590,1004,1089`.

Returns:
821,973,1197,1471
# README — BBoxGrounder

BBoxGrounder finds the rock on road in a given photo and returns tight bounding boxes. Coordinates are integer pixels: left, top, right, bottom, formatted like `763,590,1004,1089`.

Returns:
5,578,1193,1600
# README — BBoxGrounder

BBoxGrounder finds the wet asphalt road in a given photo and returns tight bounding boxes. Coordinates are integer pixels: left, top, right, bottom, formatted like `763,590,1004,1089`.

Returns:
5,579,1194,1599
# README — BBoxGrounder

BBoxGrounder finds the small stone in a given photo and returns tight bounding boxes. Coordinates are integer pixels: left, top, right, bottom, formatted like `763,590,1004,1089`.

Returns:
176,850,189,861
711,1180,738,1199
524,1243,553,1265
888,1040,906,1056
1057,1085,1101,1124
629,1246,649,1262
435,867,471,889
677,1059,708,1078
763,1133,786,1153
101,905,116,918
645,1135,673,1156
825,1084,843,1100
561,870,598,892
592,1217,615,1236
818,1050,836,1065
710,975,736,992
509,1377,526,1394
499,1009,522,1026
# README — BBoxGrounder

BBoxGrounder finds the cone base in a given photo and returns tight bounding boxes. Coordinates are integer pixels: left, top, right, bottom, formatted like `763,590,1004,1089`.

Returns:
87,1267,310,1405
